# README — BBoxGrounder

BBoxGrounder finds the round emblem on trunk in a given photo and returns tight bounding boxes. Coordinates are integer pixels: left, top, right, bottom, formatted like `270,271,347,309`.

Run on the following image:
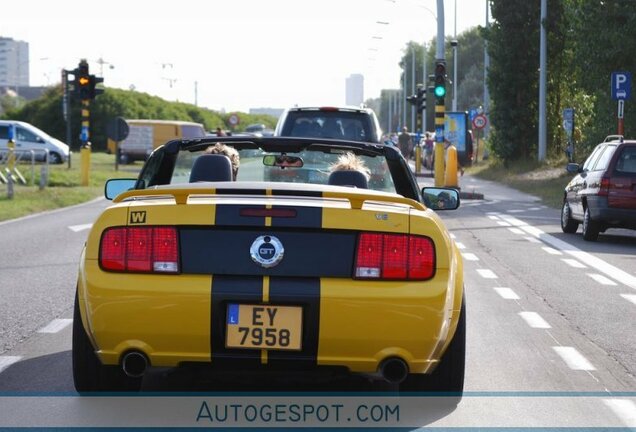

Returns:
250,235,284,268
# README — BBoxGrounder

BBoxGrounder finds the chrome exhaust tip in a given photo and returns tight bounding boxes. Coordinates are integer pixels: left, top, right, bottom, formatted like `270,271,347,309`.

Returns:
121,351,148,378
379,357,409,384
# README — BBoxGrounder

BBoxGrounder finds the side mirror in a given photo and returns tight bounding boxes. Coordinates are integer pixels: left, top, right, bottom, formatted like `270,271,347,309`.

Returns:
104,178,137,200
566,163,581,174
421,187,460,210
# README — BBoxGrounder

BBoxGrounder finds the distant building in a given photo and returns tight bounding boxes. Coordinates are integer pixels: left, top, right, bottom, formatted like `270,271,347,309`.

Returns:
249,108,284,118
0,37,29,88
345,74,364,106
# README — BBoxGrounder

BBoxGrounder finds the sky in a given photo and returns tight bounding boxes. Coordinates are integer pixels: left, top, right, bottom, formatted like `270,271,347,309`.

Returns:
2,0,488,113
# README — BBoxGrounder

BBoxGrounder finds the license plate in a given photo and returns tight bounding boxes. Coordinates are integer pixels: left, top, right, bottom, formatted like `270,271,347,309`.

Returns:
225,304,302,351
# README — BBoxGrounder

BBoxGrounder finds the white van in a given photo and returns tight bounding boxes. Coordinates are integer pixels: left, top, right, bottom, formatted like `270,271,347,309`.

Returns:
0,120,70,164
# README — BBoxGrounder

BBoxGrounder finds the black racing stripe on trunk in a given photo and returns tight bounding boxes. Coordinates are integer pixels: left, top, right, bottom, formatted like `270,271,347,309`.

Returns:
271,189,323,198
215,205,266,226
210,275,263,366
270,206,322,228
216,189,267,195
266,277,320,367
180,229,356,277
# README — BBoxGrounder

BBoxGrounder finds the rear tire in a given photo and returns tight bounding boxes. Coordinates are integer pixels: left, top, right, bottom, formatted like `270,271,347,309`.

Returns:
582,207,600,241
48,152,62,164
73,291,142,393
400,294,466,395
560,201,579,233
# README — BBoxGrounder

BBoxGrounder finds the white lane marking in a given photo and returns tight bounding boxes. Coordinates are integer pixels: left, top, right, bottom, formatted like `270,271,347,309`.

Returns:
477,269,498,279
68,223,93,232
455,242,466,250
0,356,22,373
587,273,618,286
497,221,511,227
524,236,541,244
462,252,479,261
553,346,596,371
38,319,73,333
542,246,562,255
621,294,636,305
488,215,501,221
499,214,636,290
562,258,587,269
603,399,636,426
494,287,520,300
508,228,525,235
529,207,543,211
507,209,525,213
449,233,456,239
519,311,552,329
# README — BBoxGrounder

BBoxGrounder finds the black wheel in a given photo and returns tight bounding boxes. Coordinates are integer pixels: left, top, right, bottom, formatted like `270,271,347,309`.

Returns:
118,153,130,165
73,291,142,393
560,201,579,233
582,207,600,241
400,294,466,395
48,152,62,164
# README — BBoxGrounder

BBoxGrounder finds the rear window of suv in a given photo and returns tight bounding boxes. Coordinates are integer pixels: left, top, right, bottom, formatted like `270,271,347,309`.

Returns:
615,146,636,175
280,111,374,142
593,144,617,171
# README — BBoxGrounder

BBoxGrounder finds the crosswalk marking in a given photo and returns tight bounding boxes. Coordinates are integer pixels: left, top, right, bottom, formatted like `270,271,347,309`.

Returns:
519,311,551,329
494,287,520,300
553,346,596,371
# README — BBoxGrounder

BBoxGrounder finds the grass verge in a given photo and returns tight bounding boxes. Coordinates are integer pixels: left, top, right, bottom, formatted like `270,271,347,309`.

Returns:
467,156,570,209
0,152,139,222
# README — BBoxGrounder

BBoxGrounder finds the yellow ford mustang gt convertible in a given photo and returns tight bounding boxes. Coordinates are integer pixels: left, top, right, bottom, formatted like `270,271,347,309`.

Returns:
73,136,464,394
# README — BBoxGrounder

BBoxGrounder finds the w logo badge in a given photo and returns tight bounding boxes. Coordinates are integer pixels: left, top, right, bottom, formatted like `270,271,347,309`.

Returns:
129,211,147,224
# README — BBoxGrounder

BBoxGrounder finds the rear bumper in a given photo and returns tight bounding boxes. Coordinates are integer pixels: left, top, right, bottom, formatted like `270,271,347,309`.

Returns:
587,196,636,228
79,261,459,375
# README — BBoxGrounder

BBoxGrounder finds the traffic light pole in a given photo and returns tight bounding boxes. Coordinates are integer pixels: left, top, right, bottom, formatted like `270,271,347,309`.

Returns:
80,98,91,186
434,0,446,187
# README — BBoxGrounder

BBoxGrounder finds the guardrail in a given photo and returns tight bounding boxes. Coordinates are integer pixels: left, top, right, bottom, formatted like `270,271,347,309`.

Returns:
0,148,50,196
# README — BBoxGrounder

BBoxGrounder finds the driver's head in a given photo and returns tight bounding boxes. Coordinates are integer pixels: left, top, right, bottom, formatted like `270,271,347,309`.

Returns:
205,143,240,179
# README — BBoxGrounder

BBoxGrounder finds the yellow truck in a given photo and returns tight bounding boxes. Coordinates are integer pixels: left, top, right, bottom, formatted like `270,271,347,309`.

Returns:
108,120,206,164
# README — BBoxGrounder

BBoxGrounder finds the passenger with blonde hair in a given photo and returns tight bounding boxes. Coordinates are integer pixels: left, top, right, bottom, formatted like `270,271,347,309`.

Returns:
329,152,371,180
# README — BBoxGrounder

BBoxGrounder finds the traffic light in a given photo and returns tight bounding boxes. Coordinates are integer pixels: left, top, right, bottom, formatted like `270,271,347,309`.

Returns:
89,75,104,99
406,94,418,106
434,61,446,99
76,60,91,100
417,86,426,111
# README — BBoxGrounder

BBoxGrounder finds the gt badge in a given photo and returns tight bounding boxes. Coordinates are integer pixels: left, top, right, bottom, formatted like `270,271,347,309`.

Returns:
250,235,284,268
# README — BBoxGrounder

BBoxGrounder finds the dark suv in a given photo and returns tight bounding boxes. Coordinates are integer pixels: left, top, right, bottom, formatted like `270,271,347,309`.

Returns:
561,135,636,241
274,106,383,143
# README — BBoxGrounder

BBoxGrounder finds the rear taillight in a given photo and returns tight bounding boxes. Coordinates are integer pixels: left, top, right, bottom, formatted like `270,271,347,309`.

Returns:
355,233,435,280
598,176,610,197
100,226,179,273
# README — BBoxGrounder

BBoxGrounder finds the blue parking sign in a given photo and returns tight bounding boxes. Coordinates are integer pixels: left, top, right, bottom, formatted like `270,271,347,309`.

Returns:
611,72,631,100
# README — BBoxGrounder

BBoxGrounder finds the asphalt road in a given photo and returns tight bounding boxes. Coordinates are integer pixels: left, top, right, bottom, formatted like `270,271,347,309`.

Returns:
0,175,634,428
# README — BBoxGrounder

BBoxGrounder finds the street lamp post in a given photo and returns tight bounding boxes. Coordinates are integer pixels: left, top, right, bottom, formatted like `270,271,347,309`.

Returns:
451,39,458,111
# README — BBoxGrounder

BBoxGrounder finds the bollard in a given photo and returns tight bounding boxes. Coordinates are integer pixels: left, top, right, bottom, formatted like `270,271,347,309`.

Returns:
444,143,459,188
7,138,15,199
434,142,445,187
415,145,422,174
80,143,91,187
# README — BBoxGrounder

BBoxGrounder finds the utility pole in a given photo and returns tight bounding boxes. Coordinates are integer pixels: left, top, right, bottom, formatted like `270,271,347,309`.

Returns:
411,46,416,132
538,0,547,161
484,0,490,141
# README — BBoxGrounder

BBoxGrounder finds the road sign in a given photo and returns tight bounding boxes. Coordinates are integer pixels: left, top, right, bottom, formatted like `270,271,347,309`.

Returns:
228,114,240,127
472,114,487,130
611,71,631,100
106,117,130,142
562,108,574,137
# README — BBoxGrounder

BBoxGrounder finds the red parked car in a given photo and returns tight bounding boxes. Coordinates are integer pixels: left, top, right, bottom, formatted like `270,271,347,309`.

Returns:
561,135,636,241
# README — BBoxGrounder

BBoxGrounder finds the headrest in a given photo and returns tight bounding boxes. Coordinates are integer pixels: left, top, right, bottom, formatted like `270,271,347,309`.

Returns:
328,170,368,189
189,154,234,182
